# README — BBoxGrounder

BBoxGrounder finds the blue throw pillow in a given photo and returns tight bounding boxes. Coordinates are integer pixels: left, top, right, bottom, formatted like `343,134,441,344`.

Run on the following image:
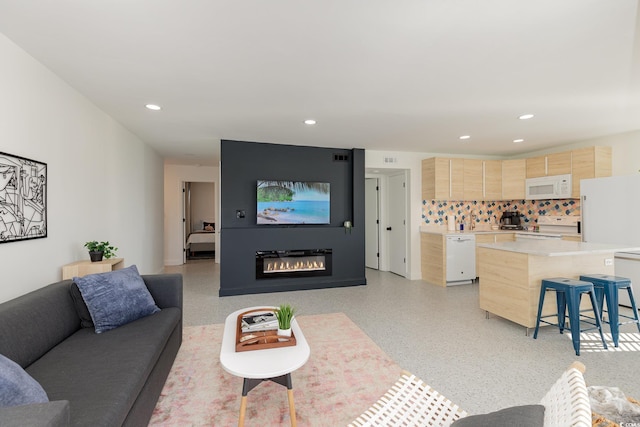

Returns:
74,265,160,334
0,354,48,408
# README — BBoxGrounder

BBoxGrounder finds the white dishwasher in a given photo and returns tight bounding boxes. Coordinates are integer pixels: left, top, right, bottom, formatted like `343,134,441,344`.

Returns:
446,234,476,285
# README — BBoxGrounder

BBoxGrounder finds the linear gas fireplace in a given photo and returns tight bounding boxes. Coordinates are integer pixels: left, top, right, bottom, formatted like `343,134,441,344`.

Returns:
256,249,332,279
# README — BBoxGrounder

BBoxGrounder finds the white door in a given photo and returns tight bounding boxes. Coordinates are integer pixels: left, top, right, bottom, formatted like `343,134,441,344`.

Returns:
365,178,379,269
182,182,189,264
182,181,189,264
388,173,406,277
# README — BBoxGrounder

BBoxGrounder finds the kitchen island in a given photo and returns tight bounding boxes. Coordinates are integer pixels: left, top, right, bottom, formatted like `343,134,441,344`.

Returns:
477,240,640,330
420,226,580,286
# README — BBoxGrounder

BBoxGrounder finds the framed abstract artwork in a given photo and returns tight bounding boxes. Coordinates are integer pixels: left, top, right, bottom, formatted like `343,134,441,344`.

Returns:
0,151,47,243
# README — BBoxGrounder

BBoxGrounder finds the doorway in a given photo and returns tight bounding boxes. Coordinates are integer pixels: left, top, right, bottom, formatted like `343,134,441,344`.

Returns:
364,169,408,277
388,173,407,277
365,178,379,269
183,181,216,263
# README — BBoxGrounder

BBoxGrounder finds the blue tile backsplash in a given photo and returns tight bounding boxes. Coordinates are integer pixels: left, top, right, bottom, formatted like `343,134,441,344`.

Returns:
421,199,580,227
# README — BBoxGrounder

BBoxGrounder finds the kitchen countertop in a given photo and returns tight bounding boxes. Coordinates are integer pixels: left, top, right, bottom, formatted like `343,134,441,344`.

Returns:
421,225,514,235
419,225,580,239
477,240,640,257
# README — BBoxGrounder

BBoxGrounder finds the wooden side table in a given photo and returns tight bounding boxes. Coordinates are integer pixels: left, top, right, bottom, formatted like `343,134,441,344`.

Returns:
62,258,125,280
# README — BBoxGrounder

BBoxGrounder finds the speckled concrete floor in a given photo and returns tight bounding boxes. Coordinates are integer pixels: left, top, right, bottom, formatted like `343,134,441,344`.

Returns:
163,259,640,415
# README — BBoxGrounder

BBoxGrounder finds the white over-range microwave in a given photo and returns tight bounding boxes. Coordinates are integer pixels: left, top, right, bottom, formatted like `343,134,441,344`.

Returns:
525,174,572,200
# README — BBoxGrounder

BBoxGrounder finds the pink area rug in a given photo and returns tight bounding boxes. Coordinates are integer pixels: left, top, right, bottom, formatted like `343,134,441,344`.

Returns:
149,313,402,426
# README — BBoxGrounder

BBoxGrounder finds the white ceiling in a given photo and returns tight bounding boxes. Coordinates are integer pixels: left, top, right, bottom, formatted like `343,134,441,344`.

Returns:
1,1,639,166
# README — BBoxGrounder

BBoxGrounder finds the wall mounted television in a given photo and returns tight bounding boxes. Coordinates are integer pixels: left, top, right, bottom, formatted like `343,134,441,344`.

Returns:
257,180,330,225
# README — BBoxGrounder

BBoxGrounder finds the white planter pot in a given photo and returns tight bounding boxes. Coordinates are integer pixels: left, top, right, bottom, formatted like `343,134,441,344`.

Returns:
277,327,292,342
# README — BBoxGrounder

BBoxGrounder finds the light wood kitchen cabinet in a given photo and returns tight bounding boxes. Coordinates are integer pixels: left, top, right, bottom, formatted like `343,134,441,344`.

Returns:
501,159,526,199
450,158,464,200
422,146,610,202
463,159,483,201
475,233,515,269
422,157,464,200
483,160,502,200
562,235,582,242
479,246,613,328
526,156,546,178
422,158,450,200
547,151,572,176
526,151,571,178
422,232,517,284
571,146,612,198
475,234,497,272
495,233,516,242
421,233,446,286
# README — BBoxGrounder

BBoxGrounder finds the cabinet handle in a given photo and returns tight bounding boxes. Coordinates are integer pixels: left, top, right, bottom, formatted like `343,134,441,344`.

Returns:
386,227,392,231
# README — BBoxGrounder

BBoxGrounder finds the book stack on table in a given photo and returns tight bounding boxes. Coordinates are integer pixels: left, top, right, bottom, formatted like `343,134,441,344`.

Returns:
241,311,278,333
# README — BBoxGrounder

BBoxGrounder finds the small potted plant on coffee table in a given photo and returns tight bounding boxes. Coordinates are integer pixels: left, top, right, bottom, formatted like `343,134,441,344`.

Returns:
84,241,118,262
275,304,296,341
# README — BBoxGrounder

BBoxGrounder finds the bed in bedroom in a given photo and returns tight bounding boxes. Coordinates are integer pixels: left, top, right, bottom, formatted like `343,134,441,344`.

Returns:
186,230,215,257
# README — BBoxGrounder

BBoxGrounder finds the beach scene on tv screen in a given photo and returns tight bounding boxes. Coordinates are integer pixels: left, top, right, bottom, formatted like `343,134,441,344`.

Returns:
257,181,330,224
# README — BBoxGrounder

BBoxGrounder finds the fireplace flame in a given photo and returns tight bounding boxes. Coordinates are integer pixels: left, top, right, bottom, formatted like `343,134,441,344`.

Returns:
265,259,325,273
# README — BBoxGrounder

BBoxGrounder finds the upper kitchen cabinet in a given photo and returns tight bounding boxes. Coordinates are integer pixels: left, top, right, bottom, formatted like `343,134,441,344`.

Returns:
526,156,546,178
423,157,506,201
502,159,526,199
422,157,450,200
571,146,612,198
547,151,572,176
526,151,571,178
422,146,609,201
463,159,483,201
422,157,464,200
450,158,464,200
483,160,502,200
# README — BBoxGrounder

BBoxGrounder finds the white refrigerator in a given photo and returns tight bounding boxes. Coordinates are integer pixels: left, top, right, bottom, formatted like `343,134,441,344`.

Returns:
581,175,640,307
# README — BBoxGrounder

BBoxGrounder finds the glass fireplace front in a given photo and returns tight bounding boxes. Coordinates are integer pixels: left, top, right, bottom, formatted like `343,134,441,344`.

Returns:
256,249,332,279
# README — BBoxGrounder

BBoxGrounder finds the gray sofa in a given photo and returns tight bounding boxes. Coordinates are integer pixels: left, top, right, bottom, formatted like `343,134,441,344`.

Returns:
0,274,183,427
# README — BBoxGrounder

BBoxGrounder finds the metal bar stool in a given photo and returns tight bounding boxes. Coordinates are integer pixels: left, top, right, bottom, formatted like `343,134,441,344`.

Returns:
533,277,608,355
579,274,640,347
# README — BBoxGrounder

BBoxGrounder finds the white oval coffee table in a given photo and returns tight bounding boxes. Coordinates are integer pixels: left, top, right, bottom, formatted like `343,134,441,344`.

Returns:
220,306,310,426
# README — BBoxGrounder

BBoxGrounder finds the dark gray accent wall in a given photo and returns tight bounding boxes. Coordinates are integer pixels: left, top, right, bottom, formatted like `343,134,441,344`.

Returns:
220,140,366,296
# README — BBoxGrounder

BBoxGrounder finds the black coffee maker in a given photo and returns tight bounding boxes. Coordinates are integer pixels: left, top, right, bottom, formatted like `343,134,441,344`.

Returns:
500,210,522,229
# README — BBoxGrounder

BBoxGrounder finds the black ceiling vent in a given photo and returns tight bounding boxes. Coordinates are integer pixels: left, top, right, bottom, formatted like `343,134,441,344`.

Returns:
333,153,350,162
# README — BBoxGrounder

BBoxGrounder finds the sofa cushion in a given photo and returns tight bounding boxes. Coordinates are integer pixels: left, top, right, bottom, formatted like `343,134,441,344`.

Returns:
26,307,180,427
70,283,94,329
0,353,48,407
0,400,70,427
74,265,160,334
451,404,545,427
0,281,80,369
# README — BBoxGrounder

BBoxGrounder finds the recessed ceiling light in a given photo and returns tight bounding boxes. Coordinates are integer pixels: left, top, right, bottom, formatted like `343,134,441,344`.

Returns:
304,119,316,125
145,104,161,111
459,135,471,140
513,139,525,143
518,114,534,120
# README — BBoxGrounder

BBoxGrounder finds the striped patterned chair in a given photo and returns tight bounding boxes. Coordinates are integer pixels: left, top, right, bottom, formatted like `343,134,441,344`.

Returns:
349,362,590,427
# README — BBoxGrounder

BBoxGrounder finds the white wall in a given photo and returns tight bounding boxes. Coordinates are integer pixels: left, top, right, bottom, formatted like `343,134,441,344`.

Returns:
365,151,426,280
164,164,219,265
0,34,164,303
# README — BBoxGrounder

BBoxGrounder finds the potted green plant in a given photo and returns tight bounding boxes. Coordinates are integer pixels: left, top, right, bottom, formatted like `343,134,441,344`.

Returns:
84,241,118,262
275,304,296,340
